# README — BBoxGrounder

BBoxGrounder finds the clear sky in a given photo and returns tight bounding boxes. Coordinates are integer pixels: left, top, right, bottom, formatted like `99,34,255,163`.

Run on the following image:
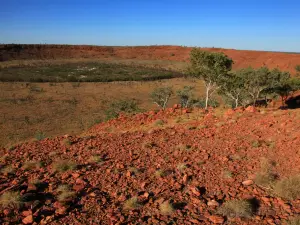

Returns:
1,0,300,52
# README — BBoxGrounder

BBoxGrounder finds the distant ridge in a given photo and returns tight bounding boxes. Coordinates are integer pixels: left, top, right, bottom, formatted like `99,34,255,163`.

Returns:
1,44,300,74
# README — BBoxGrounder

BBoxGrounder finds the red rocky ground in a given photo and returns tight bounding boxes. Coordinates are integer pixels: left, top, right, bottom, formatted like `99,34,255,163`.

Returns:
1,106,300,224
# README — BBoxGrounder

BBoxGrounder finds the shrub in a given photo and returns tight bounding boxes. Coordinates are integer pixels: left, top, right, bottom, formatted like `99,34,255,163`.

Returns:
1,166,15,175
176,86,194,108
104,99,141,120
217,199,253,218
255,158,276,188
150,86,173,110
35,131,46,141
0,191,23,209
88,155,103,164
23,160,42,170
192,98,220,108
56,185,76,203
286,216,300,225
159,201,174,215
52,160,77,172
274,175,300,200
123,197,141,210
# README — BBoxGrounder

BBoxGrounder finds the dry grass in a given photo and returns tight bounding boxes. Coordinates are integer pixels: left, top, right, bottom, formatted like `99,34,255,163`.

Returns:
23,160,43,170
1,166,15,175
255,158,277,188
274,175,300,200
217,199,253,218
123,197,141,210
155,169,166,178
0,191,23,209
159,201,174,215
177,163,187,172
286,216,300,225
88,155,103,164
56,185,76,203
52,160,77,173
0,79,205,148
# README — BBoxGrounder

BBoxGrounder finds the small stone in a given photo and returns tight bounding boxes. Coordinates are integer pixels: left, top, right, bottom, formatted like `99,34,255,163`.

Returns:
242,180,254,186
207,200,220,207
208,215,224,224
22,215,33,224
190,187,201,196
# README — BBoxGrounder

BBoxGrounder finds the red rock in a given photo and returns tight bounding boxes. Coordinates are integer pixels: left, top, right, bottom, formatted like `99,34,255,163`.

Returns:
242,180,254,186
173,104,180,109
22,215,33,224
3,209,11,216
72,173,80,178
245,106,257,113
73,183,85,192
207,200,220,207
208,215,224,224
22,210,32,217
190,187,201,197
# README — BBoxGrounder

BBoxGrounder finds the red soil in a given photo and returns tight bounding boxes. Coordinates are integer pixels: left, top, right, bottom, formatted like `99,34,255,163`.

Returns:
1,44,300,74
1,107,300,224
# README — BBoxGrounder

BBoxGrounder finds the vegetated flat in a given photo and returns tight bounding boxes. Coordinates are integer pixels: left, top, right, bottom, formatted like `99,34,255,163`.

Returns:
0,78,205,148
0,61,184,82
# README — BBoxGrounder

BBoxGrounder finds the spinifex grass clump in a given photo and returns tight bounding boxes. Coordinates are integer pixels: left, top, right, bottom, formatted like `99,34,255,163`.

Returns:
52,160,77,173
0,191,23,209
217,199,253,218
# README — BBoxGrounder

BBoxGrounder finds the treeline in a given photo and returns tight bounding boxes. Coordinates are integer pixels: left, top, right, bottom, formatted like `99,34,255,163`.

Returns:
188,49,300,109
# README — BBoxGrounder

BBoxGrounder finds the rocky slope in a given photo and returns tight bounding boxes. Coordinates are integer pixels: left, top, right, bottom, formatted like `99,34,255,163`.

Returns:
0,106,300,224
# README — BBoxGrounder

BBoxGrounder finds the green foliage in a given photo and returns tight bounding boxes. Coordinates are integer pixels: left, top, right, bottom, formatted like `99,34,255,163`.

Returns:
104,99,141,120
150,86,173,110
35,131,46,141
192,98,220,108
188,48,233,109
176,86,194,108
0,62,183,82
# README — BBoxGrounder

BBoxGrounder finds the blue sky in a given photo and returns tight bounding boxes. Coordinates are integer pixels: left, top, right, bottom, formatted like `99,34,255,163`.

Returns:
1,0,300,52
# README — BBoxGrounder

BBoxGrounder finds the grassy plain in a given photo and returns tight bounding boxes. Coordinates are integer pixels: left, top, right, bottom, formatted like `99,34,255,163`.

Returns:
0,77,205,147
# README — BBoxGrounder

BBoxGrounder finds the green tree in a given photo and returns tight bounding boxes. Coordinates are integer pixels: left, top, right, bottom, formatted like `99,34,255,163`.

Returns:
218,71,248,108
150,86,173,110
188,49,233,109
176,86,194,108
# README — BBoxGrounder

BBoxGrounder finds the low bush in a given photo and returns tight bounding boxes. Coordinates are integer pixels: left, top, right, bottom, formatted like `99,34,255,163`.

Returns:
217,199,253,218
104,99,142,120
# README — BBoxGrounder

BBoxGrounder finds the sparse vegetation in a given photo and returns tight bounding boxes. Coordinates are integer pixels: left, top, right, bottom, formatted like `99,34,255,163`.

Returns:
1,166,15,175
0,62,182,82
35,131,47,141
104,99,142,120
150,86,173,110
255,158,277,188
274,175,300,200
52,160,77,172
176,86,194,108
159,201,174,215
23,160,42,170
56,185,76,203
286,216,300,225
177,163,187,171
123,197,141,210
0,191,23,209
88,155,103,164
217,199,253,218
155,169,166,177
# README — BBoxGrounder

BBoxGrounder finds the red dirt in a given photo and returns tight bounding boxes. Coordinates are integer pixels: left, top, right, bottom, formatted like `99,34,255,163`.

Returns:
1,107,300,224
1,44,300,74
